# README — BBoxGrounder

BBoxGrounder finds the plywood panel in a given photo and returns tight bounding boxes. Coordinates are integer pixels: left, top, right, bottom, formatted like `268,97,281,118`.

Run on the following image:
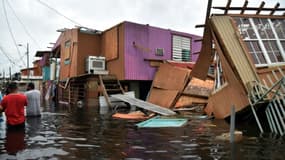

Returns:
147,88,179,108
77,32,101,76
59,29,78,80
101,27,118,61
106,24,125,80
152,63,190,91
211,16,260,91
191,22,213,80
208,83,249,119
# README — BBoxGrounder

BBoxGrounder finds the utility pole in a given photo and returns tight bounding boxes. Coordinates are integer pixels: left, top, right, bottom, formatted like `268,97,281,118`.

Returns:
27,43,29,80
18,43,30,80
9,67,11,81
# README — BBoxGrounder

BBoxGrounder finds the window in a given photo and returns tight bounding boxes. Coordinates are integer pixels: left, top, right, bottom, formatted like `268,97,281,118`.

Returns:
65,40,71,47
64,58,70,65
172,35,191,62
234,17,285,67
155,48,164,56
64,40,71,61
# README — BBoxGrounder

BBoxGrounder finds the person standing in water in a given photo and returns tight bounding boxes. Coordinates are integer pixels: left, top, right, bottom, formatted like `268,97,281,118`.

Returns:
25,82,41,117
0,82,27,129
0,90,3,122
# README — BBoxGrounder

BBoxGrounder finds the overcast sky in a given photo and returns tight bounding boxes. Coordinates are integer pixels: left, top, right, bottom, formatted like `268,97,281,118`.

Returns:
0,0,284,75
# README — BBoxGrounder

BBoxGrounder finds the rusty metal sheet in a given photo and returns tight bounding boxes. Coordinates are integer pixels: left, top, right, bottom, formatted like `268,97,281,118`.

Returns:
152,63,190,91
148,88,179,108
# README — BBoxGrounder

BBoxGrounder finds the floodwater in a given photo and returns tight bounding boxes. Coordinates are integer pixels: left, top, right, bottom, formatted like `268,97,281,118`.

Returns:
0,104,285,160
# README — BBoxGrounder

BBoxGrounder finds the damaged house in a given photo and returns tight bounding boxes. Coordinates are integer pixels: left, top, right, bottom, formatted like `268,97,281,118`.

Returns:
191,0,285,135
51,21,201,105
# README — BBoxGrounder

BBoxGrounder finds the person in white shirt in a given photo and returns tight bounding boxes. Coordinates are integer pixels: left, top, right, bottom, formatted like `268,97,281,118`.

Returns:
25,83,41,117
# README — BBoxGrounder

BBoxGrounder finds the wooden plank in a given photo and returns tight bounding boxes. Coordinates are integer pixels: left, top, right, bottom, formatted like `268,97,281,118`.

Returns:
213,6,285,11
270,3,280,15
194,39,203,42
195,24,205,28
224,0,232,14
240,0,248,14
256,1,265,15
111,94,177,116
191,23,213,80
190,0,213,79
227,14,285,19
99,75,112,109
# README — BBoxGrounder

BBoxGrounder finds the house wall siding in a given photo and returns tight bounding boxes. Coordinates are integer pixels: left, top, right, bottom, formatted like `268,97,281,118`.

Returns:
101,27,118,61
105,24,125,80
124,21,201,80
77,32,101,76
59,29,78,80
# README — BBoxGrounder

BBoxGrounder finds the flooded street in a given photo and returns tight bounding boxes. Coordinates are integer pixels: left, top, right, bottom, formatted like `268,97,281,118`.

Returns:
0,104,284,160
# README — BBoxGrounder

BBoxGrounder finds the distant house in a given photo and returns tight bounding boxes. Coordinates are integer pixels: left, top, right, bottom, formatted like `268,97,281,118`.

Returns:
19,60,43,90
52,21,201,100
35,50,59,82
20,60,42,79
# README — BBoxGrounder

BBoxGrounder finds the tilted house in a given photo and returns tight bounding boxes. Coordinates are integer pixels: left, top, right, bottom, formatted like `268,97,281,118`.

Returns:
191,0,285,134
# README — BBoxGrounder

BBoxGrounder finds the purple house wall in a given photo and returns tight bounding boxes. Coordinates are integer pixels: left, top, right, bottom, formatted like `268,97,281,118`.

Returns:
123,21,202,81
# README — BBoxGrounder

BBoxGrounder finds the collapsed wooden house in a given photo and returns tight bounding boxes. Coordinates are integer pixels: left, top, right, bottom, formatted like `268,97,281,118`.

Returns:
191,0,285,135
147,62,214,109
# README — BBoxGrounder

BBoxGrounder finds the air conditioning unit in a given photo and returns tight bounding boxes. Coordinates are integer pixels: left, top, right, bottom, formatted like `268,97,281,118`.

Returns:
85,56,106,74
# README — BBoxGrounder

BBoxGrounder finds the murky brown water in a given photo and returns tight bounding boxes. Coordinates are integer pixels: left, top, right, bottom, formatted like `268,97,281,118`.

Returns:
0,104,285,160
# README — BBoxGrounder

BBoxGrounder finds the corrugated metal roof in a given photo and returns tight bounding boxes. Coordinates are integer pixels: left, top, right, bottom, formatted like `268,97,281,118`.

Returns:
211,16,260,90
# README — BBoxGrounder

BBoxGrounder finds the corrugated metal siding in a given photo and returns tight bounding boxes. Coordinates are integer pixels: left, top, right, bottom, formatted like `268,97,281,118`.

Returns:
211,16,259,89
172,35,191,61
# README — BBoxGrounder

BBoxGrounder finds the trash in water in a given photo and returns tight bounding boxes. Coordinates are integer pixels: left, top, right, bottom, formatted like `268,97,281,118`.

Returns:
136,116,188,128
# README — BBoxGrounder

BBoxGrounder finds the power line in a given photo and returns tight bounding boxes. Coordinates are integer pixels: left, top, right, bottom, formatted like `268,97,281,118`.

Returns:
6,0,40,48
2,0,26,66
0,45,17,66
15,53,27,66
35,0,82,27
